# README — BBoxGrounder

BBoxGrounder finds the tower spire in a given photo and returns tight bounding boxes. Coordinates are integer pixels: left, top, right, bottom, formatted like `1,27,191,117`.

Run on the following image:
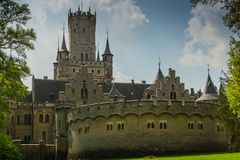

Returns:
97,43,100,62
61,24,69,52
57,36,59,52
102,29,113,56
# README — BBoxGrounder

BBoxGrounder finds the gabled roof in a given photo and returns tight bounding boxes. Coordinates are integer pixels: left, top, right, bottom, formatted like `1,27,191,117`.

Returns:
102,82,150,100
108,83,125,98
196,74,218,102
33,79,68,103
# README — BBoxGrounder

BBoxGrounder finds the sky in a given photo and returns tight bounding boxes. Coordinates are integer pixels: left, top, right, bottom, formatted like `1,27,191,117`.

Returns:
17,0,232,92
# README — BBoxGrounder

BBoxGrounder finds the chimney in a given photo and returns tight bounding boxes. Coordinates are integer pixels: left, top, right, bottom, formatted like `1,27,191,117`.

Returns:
131,79,134,84
43,76,48,80
190,88,194,96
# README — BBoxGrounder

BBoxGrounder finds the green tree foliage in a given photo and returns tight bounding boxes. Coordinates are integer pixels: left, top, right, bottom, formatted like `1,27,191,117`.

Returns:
226,38,240,114
191,0,240,150
0,0,36,159
0,133,22,160
0,0,36,124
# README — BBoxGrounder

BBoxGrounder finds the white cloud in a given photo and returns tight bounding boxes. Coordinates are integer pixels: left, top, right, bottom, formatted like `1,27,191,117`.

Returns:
180,5,229,68
114,71,141,83
21,0,148,89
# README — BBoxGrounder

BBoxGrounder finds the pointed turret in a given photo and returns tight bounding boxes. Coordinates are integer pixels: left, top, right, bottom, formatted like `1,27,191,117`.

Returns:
97,43,100,62
56,37,60,61
196,67,218,102
102,30,113,56
61,26,69,52
108,82,125,98
153,58,164,83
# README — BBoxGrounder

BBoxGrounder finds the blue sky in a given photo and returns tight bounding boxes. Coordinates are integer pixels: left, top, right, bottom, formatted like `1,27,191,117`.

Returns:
18,0,232,92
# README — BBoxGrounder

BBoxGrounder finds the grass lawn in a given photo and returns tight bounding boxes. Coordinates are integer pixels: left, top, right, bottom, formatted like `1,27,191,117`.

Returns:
118,152,240,160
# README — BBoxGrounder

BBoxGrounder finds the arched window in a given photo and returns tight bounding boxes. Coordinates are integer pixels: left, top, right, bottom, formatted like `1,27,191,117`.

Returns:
85,54,88,61
42,131,46,141
24,114,28,124
81,53,84,60
39,114,43,123
28,114,31,124
45,114,50,123
151,122,154,128
17,116,20,124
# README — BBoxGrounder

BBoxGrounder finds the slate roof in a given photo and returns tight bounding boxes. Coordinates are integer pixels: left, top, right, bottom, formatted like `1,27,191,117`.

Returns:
61,30,69,52
33,79,68,103
153,66,164,83
108,83,125,98
196,74,218,102
102,82,150,100
102,36,113,56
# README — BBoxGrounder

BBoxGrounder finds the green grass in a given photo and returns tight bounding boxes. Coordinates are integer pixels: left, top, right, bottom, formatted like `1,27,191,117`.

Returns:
117,152,240,160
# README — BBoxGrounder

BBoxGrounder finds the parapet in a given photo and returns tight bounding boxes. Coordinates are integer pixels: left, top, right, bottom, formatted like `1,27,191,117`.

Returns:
67,99,216,123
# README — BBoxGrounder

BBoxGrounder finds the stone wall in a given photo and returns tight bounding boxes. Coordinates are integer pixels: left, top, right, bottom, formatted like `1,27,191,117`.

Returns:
67,99,230,159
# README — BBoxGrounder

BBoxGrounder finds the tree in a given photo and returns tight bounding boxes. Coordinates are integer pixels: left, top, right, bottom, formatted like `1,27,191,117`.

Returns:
0,0,36,159
191,0,240,150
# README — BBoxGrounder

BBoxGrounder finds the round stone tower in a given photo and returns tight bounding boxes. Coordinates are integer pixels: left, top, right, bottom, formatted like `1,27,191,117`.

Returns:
55,102,72,160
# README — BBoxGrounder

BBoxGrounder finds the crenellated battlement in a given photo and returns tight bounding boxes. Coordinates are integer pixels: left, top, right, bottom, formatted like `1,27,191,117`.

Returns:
68,99,216,123
68,9,96,23
67,59,104,66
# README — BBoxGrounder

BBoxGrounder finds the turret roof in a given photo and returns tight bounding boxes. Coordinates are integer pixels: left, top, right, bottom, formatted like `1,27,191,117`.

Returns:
60,27,69,52
102,32,113,56
196,73,218,102
153,63,164,83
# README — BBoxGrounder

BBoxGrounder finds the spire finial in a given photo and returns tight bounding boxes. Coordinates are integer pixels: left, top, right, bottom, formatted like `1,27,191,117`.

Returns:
57,36,59,51
158,57,161,68
81,0,83,11
89,5,91,13
207,64,210,74
107,28,109,37
97,42,100,62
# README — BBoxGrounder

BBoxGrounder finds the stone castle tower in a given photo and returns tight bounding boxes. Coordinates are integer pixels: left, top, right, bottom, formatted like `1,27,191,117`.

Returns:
53,7,113,82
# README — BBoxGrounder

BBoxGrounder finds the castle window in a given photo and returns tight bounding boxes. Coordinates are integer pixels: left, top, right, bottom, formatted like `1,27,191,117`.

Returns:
24,114,28,124
45,114,50,123
83,28,85,33
85,54,88,61
39,114,43,123
58,120,61,128
92,69,94,73
117,122,124,131
84,126,90,133
93,89,96,94
171,84,175,91
170,92,176,100
72,88,75,94
50,93,54,99
78,127,82,134
81,53,84,60
28,114,32,124
24,136,27,143
73,68,75,72
216,124,221,132
74,28,76,33
160,120,167,129
42,131,46,141
162,93,165,96
188,122,194,130
98,70,100,74
147,121,154,129
106,123,113,131
17,116,20,124
198,122,203,130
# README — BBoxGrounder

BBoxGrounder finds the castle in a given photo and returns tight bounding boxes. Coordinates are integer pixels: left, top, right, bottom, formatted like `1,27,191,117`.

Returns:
4,7,230,159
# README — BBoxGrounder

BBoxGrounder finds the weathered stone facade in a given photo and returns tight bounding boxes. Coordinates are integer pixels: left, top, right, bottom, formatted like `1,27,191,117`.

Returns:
3,6,230,160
